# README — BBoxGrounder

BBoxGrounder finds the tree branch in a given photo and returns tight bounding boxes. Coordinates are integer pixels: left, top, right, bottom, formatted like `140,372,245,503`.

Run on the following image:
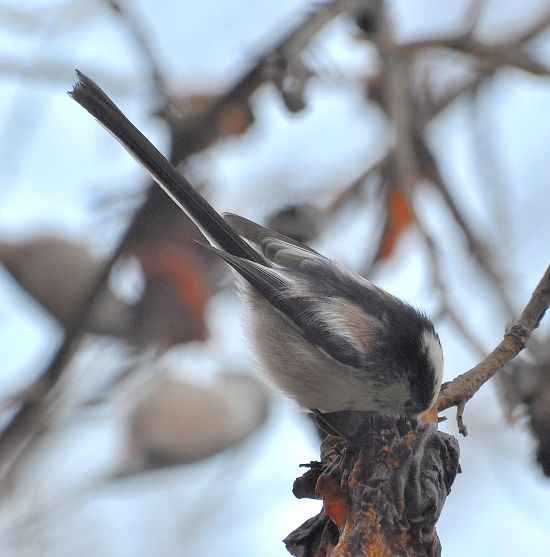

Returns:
400,9,550,77
437,264,550,427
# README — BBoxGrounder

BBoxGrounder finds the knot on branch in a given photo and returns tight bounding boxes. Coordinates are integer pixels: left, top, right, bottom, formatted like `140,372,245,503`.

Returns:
285,416,460,557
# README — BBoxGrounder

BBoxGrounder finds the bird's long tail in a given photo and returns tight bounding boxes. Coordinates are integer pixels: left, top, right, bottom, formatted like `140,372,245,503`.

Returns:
69,70,265,265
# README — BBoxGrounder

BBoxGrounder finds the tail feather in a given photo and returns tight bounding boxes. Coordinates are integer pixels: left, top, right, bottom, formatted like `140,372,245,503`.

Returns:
69,70,266,266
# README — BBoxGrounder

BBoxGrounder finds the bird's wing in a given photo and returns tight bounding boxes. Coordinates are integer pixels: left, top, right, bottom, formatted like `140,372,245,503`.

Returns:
223,213,325,268
200,243,364,369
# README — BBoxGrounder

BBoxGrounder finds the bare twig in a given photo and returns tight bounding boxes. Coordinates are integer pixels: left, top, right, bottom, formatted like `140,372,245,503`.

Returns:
469,83,511,246
415,132,517,317
366,5,517,321
0,208,142,470
518,9,550,42
401,9,550,77
373,6,420,194
324,154,389,215
429,71,492,117
107,0,170,110
0,59,137,92
437,264,550,418
167,0,369,160
418,223,487,358
461,0,489,36
456,400,468,436
0,0,101,31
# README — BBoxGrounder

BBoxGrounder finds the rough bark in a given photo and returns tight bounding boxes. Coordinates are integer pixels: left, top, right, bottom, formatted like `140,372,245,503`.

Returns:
285,415,460,557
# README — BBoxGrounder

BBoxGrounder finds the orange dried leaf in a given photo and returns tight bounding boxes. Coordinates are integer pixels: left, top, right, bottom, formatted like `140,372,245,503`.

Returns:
377,188,416,261
140,250,210,340
216,102,254,136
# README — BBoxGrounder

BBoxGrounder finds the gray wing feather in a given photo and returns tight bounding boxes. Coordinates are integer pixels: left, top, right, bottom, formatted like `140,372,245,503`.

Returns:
223,213,325,268
199,242,364,369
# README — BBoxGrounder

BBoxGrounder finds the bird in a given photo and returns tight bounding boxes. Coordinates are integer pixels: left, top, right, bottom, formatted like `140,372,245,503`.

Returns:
69,71,443,419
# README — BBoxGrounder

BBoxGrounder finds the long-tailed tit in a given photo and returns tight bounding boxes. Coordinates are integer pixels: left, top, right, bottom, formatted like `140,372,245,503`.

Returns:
69,71,443,417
